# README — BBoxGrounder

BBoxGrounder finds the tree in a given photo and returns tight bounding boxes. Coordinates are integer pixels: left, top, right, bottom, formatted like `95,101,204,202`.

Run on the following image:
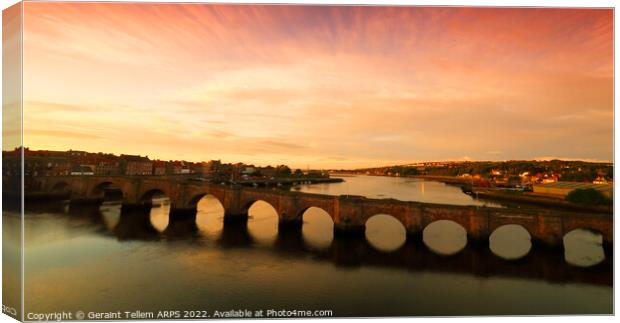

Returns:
294,169,304,177
606,167,613,180
307,171,324,178
566,188,611,206
275,165,292,177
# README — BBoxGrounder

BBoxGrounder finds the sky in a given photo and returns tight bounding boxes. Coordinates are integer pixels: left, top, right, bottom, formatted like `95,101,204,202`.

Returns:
10,3,614,168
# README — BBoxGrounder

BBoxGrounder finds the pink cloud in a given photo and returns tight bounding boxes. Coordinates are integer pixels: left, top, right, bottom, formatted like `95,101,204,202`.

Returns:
20,3,613,168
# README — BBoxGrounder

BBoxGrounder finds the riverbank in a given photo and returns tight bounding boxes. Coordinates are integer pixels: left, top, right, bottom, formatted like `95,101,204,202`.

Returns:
411,175,489,186
473,188,613,214
233,177,344,187
329,173,488,185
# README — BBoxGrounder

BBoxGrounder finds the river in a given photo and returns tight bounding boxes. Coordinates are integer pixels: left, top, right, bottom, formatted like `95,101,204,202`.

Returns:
3,175,612,317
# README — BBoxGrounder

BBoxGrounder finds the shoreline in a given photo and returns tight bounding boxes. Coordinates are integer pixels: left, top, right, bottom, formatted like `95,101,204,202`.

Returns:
472,189,613,215
233,177,344,187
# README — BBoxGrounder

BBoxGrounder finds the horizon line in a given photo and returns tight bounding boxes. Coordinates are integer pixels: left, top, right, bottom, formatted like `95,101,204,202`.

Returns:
3,147,613,170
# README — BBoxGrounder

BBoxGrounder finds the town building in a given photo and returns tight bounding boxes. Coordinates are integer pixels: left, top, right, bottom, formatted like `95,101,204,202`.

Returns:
152,160,167,175
120,154,153,176
166,160,191,174
24,149,72,177
593,176,609,184
94,161,120,175
70,165,95,176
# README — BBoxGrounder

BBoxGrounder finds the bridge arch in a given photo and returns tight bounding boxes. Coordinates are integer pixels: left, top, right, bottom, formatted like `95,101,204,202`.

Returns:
489,224,532,260
139,188,170,204
300,207,334,249
364,214,406,252
239,189,283,217
298,206,333,221
246,200,279,243
422,219,468,256
243,198,279,216
562,217,612,246
193,194,226,236
563,228,606,267
90,181,124,200
189,193,210,207
189,193,225,210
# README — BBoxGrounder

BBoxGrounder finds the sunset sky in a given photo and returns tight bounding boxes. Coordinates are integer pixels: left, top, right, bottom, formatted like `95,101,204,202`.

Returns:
13,3,614,168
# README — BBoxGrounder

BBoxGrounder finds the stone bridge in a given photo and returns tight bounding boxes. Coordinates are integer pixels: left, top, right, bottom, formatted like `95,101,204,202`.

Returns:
37,175,613,248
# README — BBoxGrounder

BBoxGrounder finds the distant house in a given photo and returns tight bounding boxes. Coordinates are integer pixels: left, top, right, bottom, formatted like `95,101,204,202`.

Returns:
202,160,223,176
94,156,120,175
541,174,559,183
261,166,276,179
120,154,152,176
166,161,191,174
23,149,72,177
242,167,255,175
152,160,167,175
593,176,609,184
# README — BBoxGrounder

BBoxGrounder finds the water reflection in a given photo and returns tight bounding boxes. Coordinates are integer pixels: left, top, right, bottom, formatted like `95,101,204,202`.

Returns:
93,200,610,270
149,197,170,233
423,220,467,256
301,207,334,249
247,201,279,244
84,205,613,286
195,195,225,238
489,225,532,260
563,229,605,267
365,214,406,252
217,216,253,248
3,210,22,315
297,175,500,207
99,202,121,231
11,200,612,316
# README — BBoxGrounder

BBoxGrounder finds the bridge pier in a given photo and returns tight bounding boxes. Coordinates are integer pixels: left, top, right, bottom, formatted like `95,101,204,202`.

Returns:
114,207,161,240
466,233,491,248
278,217,303,231
530,237,564,251
165,210,199,238
274,224,306,251
603,241,614,257
329,235,372,267
121,203,152,213
406,231,424,244
467,228,491,248
219,216,252,247
223,212,249,224
169,208,197,221
333,223,366,237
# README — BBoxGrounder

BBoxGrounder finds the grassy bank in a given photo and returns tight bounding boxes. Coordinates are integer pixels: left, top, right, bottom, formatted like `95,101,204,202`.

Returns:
473,189,613,214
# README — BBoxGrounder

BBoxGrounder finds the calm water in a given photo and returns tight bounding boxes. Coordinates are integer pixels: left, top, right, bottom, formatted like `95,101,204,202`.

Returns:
297,175,499,206
5,176,613,317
